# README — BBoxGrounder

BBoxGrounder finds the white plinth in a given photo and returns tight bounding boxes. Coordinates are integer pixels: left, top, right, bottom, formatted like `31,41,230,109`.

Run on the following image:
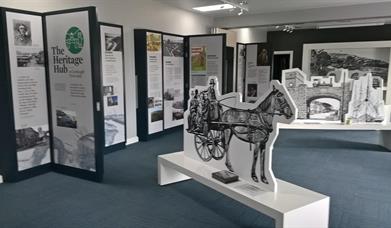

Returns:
279,122,391,130
158,152,330,228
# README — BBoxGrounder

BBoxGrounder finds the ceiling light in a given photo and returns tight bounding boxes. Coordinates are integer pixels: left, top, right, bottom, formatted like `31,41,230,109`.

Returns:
317,22,385,29
193,4,234,12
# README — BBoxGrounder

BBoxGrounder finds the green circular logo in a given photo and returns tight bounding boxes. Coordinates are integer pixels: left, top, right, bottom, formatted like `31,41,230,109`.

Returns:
65,27,84,54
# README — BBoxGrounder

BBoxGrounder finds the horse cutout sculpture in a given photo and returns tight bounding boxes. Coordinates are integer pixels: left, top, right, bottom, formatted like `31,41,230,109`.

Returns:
184,77,297,192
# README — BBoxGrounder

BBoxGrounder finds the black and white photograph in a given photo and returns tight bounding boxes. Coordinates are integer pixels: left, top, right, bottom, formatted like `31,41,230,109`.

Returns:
13,19,32,46
107,96,118,106
257,45,269,66
15,126,49,151
103,85,114,96
16,125,51,171
172,101,184,120
56,109,77,129
163,89,175,101
105,33,122,51
310,48,390,83
151,110,163,122
163,38,184,57
247,84,258,97
309,98,340,121
16,50,44,67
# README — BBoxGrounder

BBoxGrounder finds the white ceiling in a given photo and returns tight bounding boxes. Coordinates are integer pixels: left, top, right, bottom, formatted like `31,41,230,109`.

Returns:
154,0,391,16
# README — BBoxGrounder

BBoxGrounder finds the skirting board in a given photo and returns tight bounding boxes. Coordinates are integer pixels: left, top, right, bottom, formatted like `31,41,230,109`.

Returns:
126,136,139,145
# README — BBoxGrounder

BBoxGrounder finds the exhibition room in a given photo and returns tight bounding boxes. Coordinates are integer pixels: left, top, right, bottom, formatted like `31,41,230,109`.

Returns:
2,0,391,227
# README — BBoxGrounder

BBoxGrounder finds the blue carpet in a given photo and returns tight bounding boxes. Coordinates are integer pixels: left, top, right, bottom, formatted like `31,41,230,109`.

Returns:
0,129,390,228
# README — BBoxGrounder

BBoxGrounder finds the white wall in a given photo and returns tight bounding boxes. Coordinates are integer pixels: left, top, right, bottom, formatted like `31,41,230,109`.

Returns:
215,2,391,29
232,28,268,44
0,0,213,143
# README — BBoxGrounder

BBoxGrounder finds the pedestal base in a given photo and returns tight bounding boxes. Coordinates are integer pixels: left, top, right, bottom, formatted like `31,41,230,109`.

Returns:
158,152,330,228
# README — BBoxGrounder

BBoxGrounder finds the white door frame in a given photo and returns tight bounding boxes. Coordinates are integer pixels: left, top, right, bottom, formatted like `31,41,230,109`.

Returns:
273,51,294,69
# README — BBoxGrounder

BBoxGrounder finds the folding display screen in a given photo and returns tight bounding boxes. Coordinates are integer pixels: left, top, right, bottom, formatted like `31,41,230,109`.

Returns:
188,34,226,94
135,29,186,141
6,11,50,171
236,43,272,103
99,23,126,152
46,7,103,181
0,7,104,182
162,34,184,130
236,43,246,99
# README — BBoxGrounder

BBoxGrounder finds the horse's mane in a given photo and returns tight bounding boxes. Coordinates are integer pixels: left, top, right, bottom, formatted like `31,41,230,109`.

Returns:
257,91,276,112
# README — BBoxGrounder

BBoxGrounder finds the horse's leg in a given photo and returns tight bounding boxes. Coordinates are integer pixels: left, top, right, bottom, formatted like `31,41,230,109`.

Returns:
251,142,260,182
224,128,234,172
260,144,269,184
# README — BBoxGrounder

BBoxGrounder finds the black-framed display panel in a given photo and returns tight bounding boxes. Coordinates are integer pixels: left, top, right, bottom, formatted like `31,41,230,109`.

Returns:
235,42,273,100
44,7,104,182
186,33,227,95
0,6,104,183
235,42,247,97
134,29,185,141
99,22,127,154
0,7,52,182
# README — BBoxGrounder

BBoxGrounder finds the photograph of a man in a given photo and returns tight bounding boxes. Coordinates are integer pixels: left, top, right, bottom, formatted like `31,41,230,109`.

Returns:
14,20,32,46
257,45,269,66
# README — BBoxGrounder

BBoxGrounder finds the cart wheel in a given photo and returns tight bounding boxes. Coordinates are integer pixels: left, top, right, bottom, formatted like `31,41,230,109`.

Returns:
194,134,212,162
208,130,225,160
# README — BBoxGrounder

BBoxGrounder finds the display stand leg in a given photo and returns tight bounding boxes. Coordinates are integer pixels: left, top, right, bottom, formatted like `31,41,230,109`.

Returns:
379,130,391,151
275,197,329,228
158,158,191,186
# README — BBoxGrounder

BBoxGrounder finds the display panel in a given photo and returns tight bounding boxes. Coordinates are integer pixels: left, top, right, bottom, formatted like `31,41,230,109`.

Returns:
189,35,224,94
46,10,97,171
236,43,246,98
163,34,184,129
100,24,125,147
6,12,50,171
146,32,163,134
244,43,271,103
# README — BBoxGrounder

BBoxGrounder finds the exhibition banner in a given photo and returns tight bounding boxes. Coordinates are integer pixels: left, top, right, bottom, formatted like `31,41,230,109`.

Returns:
189,35,225,94
146,32,164,134
245,44,271,103
100,24,126,146
163,34,184,129
6,11,51,171
46,10,97,171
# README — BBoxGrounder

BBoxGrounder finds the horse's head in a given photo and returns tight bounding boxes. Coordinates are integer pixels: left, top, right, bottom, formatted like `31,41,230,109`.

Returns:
269,86,293,119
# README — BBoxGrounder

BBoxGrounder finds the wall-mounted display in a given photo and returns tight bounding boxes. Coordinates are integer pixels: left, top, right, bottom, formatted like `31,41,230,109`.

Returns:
163,34,184,129
282,68,385,123
184,77,297,192
5,11,50,171
188,35,225,94
302,41,391,103
243,43,272,103
100,23,126,148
